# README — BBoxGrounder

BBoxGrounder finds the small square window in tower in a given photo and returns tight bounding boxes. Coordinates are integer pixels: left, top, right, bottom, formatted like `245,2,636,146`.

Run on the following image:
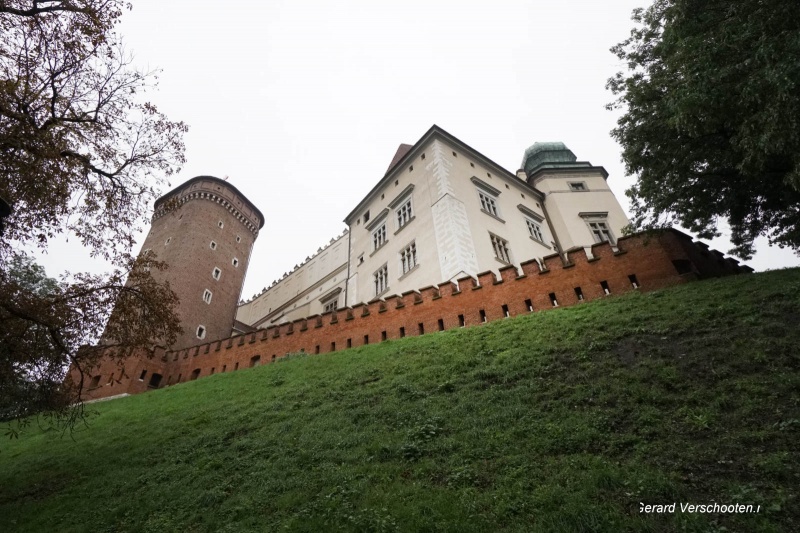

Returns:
196,325,206,339
212,267,221,280
202,289,213,304
232,257,239,267
217,220,224,228
210,241,217,250
569,182,587,191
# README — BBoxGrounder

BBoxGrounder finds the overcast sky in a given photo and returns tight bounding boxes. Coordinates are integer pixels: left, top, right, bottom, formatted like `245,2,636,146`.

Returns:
33,0,800,299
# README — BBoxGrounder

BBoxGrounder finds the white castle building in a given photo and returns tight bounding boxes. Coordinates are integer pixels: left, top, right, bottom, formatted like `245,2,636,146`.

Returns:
235,125,629,330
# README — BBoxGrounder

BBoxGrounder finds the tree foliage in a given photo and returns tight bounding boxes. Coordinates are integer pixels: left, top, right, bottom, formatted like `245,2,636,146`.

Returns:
0,0,187,255
608,0,800,258
0,1,185,433
1,253,180,434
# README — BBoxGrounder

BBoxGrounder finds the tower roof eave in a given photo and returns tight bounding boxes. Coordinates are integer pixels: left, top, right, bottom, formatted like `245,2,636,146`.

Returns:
154,175,265,229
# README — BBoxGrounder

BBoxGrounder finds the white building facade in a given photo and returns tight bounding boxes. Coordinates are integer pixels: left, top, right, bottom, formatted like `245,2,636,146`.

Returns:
236,126,629,328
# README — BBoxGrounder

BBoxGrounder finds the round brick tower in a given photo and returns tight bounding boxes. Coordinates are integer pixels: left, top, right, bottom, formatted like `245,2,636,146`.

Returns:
139,176,264,351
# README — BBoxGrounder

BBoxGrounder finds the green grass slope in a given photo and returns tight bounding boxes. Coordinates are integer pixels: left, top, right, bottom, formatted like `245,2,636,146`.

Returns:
1,269,799,532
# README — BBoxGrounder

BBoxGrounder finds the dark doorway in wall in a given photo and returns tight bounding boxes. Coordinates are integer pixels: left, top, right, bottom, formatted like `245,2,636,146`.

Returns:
148,373,163,388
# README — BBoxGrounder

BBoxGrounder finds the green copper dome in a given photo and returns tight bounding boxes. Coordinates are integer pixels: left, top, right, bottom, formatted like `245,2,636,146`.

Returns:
522,142,584,176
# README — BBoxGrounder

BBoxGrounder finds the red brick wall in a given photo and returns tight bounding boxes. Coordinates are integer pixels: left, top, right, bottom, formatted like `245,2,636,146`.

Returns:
76,230,750,400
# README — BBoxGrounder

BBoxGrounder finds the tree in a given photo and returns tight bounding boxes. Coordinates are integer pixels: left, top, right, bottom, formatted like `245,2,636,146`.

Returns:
1,253,180,436
607,0,800,258
0,1,185,434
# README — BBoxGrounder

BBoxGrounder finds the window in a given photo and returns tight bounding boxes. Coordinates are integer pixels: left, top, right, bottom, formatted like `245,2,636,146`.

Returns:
196,325,206,339
142,249,152,272
526,218,544,242
374,264,388,296
600,280,611,295
400,242,417,274
210,241,217,250
202,289,212,304
165,238,171,245
396,197,413,228
89,375,101,388
363,210,370,223
236,236,241,243
490,234,512,263
218,220,224,228
569,182,587,191
212,267,221,280
479,190,498,217
323,299,338,313
588,221,614,244
372,223,387,251
232,257,239,267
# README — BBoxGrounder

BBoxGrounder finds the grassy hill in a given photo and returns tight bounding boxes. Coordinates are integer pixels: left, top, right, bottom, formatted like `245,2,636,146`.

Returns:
1,269,799,532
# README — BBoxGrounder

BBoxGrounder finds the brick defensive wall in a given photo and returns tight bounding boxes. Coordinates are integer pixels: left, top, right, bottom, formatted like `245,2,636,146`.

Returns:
76,229,752,400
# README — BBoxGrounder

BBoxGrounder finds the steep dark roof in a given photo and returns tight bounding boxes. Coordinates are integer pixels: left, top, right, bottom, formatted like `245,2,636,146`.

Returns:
385,144,414,175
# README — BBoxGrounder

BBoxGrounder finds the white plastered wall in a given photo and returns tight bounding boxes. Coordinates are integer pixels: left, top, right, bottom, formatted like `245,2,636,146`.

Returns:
534,170,630,252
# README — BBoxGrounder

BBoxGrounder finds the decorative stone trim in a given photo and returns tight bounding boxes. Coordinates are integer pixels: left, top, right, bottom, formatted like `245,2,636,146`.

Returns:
152,190,260,236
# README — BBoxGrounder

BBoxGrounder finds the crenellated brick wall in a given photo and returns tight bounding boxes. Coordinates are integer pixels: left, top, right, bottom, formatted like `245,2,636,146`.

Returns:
75,229,751,401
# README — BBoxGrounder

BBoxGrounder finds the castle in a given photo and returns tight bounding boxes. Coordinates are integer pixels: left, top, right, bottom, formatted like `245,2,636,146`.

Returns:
76,125,751,399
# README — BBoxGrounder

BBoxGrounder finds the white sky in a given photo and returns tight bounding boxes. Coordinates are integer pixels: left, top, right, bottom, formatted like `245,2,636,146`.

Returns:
33,0,800,299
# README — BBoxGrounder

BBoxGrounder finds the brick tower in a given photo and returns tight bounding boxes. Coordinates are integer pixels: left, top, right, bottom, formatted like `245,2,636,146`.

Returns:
140,176,264,351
